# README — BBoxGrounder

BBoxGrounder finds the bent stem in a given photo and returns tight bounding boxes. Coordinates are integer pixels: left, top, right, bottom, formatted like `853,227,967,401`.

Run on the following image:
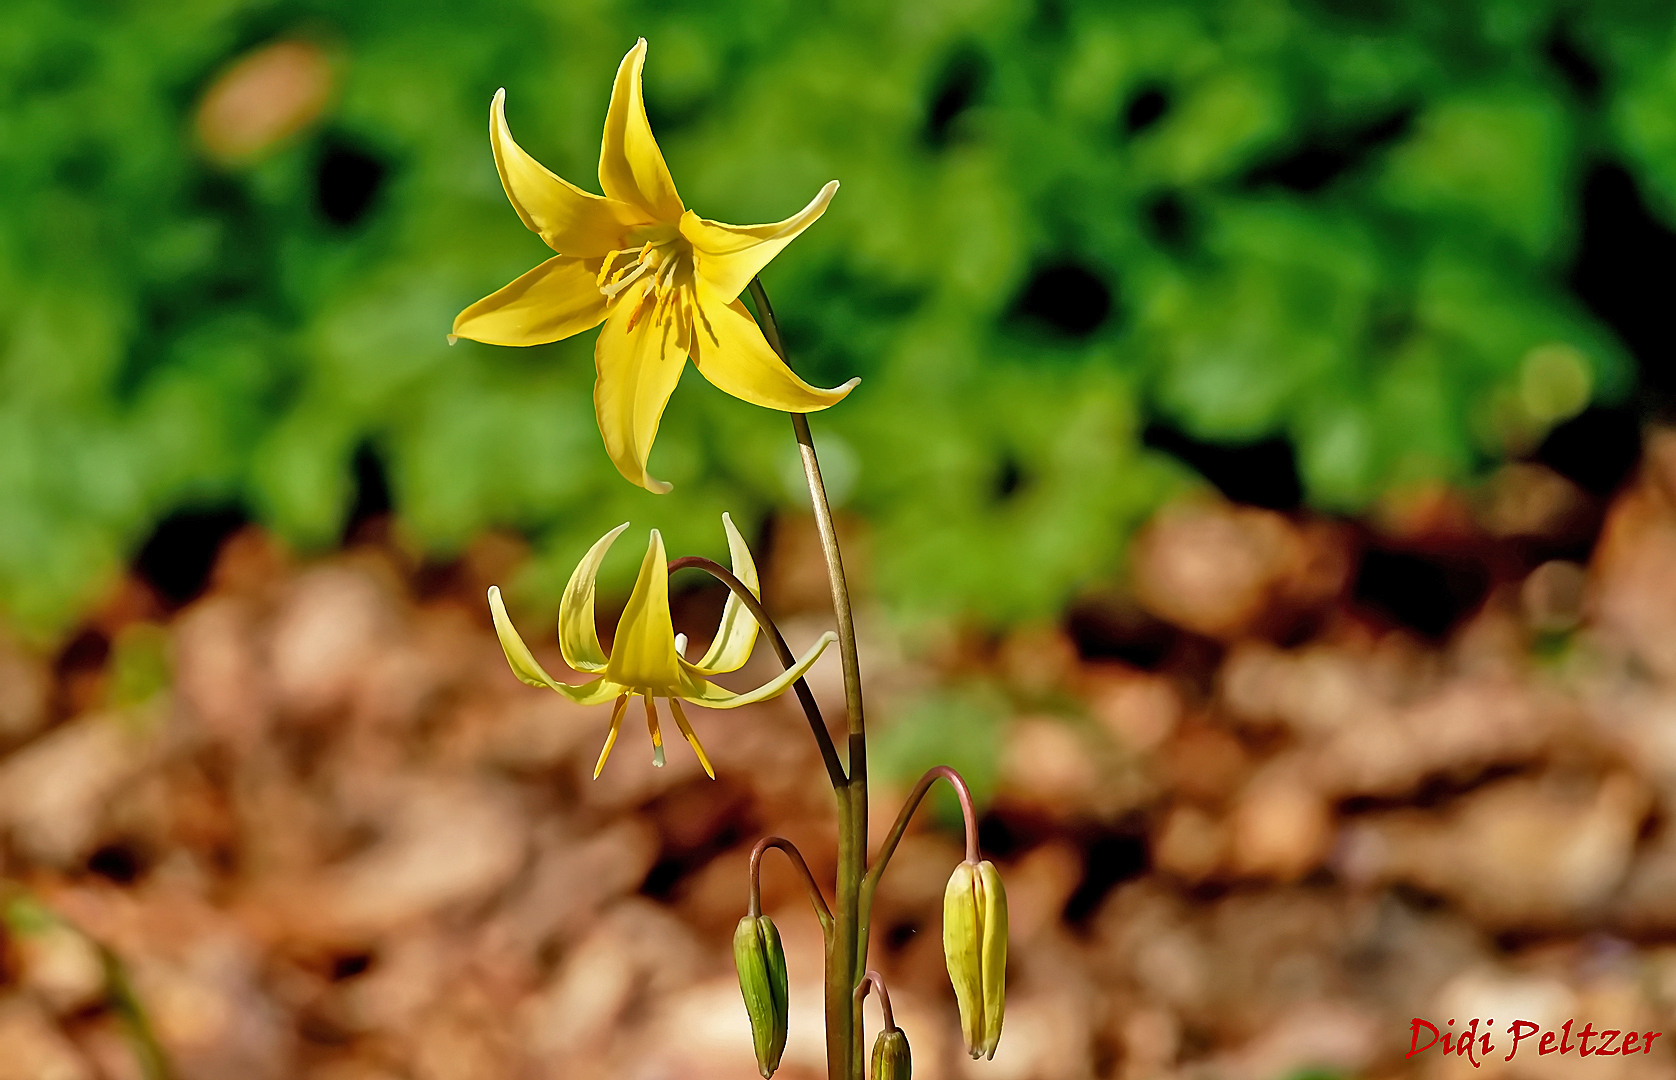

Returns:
748,276,868,1080
750,837,834,935
859,765,979,957
667,556,845,788
856,970,897,1032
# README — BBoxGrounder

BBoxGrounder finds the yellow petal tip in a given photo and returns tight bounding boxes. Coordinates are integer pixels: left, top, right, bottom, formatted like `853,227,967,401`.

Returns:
446,334,458,346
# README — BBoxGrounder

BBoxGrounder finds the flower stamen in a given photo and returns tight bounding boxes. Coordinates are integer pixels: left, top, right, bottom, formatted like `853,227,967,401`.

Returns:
645,695,666,767
594,694,631,779
669,697,714,779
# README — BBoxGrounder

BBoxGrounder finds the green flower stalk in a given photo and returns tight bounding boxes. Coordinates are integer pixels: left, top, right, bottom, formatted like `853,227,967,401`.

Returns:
943,859,1008,1059
466,40,1009,1080
859,971,910,1080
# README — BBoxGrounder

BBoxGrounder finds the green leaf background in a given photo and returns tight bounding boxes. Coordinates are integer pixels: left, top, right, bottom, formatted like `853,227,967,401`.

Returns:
0,0,1665,634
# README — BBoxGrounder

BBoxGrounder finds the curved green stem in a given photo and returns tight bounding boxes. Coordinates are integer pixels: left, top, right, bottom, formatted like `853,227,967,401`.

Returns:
750,836,834,935
668,556,846,788
746,278,867,759
855,969,897,1032
748,276,869,1080
858,765,979,961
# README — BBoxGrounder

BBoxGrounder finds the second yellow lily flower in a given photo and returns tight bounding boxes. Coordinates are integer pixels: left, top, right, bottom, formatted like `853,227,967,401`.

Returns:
488,514,834,778
453,39,858,493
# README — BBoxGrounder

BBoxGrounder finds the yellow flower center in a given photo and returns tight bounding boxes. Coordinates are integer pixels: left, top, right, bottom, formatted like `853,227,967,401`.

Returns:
597,229,699,343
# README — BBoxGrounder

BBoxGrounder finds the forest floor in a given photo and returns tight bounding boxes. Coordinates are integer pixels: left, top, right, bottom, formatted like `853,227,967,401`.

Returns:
5,438,1676,1080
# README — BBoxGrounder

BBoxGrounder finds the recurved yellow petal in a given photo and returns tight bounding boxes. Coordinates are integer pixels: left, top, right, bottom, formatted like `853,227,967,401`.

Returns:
592,292,689,492
489,585,561,690
453,254,610,346
488,586,625,705
605,530,683,690
693,512,760,675
679,630,837,709
599,39,683,222
682,180,838,302
689,286,859,413
558,522,630,673
490,88,647,256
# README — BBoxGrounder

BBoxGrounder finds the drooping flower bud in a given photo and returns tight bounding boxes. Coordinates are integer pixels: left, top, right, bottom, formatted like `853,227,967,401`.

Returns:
871,1027,912,1080
734,915,790,1078
943,858,1007,1059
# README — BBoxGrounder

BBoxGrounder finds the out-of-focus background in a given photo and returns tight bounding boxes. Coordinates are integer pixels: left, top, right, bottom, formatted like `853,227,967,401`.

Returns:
5,1,1676,1078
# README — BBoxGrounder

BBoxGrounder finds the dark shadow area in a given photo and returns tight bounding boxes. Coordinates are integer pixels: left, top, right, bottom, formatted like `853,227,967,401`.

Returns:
924,45,989,148
342,441,394,544
1012,261,1114,338
977,807,1051,860
1242,108,1413,194
1123,83,1170,136
1144,191,1191,249
316,139,387,227
639,778,753,901
86,840,148,885
884,918,922,954
993,453,1027,501
134,506,249,606
1353,548,1489,639
1535,404,1642,497
1065,597,1181,670
54,628,109,678
1545,23,1603,105
1570,162,1676,414
330,952,375,981
1143,424,1304,509
1339,762,1528,817
1063,826,1149,925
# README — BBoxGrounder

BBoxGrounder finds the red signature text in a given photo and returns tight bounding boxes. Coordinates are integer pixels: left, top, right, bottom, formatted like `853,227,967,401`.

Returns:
1408,1019,1663,1067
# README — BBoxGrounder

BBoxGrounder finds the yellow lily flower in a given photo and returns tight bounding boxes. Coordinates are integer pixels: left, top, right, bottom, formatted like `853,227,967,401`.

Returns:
452,38,859,493
487,514,835,779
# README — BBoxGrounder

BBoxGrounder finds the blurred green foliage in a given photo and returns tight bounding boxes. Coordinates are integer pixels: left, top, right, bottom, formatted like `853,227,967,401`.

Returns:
2,0,1669,634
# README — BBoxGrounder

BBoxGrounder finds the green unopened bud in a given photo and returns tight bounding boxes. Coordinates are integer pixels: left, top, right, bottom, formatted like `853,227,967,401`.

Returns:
734,915,789,1078
871,1027,911,1080
943,858,1007,1059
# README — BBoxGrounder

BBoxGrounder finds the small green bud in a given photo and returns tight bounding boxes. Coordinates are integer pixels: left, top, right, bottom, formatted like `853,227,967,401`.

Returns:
871,1027,911,1080
943,858,1007,1059
734,914,789,1077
